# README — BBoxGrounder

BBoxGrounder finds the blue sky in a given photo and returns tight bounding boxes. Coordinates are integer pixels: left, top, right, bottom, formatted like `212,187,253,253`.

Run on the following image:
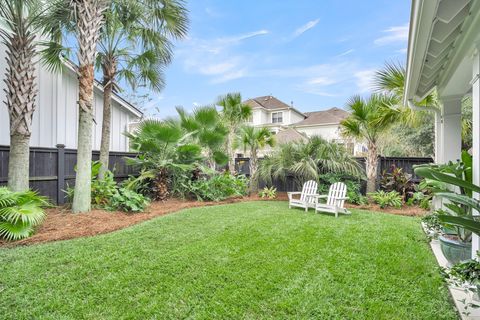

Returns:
143,0,410,118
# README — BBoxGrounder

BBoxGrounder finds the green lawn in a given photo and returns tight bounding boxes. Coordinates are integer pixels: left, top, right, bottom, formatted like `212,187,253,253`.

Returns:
0,201,457,319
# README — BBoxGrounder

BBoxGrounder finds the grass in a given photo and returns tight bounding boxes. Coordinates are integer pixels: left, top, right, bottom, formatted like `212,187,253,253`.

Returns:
0,201,457,319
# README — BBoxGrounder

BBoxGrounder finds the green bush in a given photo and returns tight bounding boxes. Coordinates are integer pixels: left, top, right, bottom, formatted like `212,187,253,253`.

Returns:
67,161,149,213
347,192,369,205
107,188,150,213
0,187,49,240
318,173,365,205
187,173,248,201
368,190,402,208
259,186,277,199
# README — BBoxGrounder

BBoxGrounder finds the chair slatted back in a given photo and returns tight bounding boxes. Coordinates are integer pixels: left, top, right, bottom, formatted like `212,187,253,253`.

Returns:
300,180,318,204
327,182,347,208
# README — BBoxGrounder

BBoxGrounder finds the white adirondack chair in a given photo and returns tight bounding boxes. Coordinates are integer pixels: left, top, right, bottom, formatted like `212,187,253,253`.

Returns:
314,182,350,218
288,180,318,212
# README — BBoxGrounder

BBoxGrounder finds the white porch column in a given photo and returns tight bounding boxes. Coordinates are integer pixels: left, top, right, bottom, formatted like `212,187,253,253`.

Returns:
472,48,480,258
439,95,463,163
434,110,443,163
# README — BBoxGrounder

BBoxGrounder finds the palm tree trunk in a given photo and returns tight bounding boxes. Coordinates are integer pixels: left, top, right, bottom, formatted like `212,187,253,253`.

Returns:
249,149,258,193
8,134,31,191
98,60,116,180
227,128,236,173
72,0,107,213
366,142,378,194
4,24,37,192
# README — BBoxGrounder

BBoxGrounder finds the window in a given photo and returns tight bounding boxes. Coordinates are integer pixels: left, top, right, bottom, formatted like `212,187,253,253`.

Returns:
271,112,283,123
247,115,253,123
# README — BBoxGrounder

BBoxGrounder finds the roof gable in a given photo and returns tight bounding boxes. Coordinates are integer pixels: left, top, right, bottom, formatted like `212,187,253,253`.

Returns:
294,107,349,126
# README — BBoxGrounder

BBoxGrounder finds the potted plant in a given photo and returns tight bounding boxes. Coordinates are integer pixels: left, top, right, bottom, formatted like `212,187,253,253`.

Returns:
415,151,473,264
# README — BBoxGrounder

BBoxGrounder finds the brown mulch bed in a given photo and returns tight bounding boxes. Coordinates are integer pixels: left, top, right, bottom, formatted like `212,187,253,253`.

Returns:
0,192,425,248
345,203,428,217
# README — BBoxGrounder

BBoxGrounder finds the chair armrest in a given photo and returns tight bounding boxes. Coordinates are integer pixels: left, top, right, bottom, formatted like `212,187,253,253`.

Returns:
287,192,302,200
337,197,349,200
310,195,327,199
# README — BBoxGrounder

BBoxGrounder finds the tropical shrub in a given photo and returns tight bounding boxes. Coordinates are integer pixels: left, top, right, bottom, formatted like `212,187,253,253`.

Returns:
347,192,369,205
368,190,402,208
108,188,150,213
421,212,442,235
415,152,473,243
67,161,149,213
186,173,248,201
406,191,431,209
258,136,363,190
380,164,414,200
0,187,49,240
259,186,277,199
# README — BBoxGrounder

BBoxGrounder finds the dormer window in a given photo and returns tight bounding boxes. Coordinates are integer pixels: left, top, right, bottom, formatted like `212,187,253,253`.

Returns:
272,112,283,123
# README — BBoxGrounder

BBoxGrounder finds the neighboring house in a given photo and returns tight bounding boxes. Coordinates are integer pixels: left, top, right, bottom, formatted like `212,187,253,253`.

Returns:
0,47,142,152
242,95,362,155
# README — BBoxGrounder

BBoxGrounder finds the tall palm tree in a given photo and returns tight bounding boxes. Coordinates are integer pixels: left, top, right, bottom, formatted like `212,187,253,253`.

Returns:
257,136,363,189
0,0,43,191
97,0,188,179
217,93,252,173
340,94,399,193
43,0,109,212
237,126,274,192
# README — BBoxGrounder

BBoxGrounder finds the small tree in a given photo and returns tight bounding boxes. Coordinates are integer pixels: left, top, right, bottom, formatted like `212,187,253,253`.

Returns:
341,94,399,193
238,126,274,192
1,0,43,191
217,93,252,173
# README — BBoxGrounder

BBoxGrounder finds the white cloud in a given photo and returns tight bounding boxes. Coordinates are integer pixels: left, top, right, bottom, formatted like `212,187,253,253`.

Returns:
177,29,270,83
354,69,376,93
292,19,320,38
307,77,337,86
374,24,408,46
337,49,355,57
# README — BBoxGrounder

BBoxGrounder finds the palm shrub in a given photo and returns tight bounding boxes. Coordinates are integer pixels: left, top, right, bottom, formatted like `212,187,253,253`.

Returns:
126,119,202,201
177,106,228,169
0,187,49,240
258,136,363,190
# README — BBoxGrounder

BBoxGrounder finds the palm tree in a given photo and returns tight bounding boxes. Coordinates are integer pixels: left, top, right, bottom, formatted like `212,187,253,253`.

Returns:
340,94,400,193
257,136,363,189
0,0,43,191
177,106,228,169
237,126,274,192
217,93,252,173
43,0,109,212
97,0,188,179
126,119,201,200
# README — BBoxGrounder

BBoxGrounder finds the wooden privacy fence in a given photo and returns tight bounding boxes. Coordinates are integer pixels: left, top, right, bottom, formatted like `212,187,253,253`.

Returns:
0,145,140,204
235,156,434,192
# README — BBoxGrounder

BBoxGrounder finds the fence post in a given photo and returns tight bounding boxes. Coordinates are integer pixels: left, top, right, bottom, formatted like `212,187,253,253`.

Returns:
56,144,65,205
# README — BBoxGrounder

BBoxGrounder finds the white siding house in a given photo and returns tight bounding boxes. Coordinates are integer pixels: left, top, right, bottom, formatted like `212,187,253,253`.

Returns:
242,96,360,155
0,45,143,151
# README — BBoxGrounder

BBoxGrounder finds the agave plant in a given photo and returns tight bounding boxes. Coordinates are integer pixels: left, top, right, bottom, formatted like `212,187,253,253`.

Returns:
0,187,49,241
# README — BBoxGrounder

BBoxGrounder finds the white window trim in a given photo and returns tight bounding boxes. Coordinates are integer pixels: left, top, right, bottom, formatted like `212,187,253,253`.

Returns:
271,112,283,124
